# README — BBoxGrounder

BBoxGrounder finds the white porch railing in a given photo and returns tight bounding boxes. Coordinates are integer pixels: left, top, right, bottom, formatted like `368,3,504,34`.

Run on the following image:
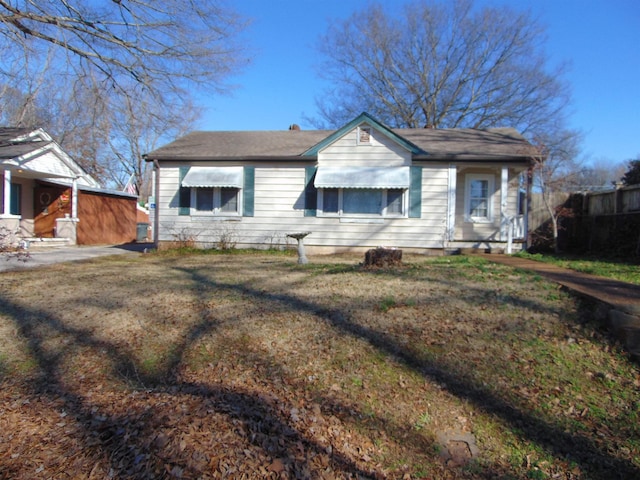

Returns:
512,215,526,239
506,215,526,254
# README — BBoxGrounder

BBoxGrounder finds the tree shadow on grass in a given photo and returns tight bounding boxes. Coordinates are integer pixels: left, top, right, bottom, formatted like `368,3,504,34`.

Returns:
1,256,638,479
172,263,639,479
0,292,380,478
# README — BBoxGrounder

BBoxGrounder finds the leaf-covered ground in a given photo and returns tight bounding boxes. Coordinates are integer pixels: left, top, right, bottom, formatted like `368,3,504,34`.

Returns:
0,252,638,479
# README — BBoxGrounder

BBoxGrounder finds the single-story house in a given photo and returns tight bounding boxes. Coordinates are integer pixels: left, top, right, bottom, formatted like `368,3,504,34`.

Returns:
0,127,138,246
144,112,539,254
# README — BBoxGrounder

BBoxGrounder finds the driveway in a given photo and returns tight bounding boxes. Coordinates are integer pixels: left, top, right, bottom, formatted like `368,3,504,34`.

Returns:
0,243,152,273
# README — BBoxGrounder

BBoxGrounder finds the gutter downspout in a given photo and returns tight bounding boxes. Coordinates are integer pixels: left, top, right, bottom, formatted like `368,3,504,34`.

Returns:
153,159,160,246
447,163,456,245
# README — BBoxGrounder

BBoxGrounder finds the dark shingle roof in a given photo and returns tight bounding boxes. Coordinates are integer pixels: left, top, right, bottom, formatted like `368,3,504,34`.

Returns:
0,127,31,144
0,127,51,160
146,130,332,160
145,127,538,162
399,127,538,159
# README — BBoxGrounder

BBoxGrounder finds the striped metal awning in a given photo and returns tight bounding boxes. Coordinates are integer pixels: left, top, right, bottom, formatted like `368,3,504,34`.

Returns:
181,167,243,188
314,166,410,189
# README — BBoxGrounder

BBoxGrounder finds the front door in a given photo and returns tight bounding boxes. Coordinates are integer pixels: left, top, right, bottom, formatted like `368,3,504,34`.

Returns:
34,186,71,237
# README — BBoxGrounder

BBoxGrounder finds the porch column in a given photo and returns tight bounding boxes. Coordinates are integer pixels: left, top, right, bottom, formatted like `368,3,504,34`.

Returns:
2,168,10,216
71,178,78,219
500,166,509,241
447,164,457,241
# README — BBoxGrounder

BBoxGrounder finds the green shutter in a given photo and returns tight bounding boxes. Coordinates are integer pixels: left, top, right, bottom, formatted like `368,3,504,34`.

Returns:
409,166,422,218
10,183,21,215
178,166,190,215
304,166,317,217
243,166,255,217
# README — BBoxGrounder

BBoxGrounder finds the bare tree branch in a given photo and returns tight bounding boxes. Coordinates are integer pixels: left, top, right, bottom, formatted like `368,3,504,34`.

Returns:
314,0,571,137
0,0,250,186
0,0,250,94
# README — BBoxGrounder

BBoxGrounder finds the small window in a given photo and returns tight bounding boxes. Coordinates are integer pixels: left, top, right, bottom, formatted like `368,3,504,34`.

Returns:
319,188,406,217
465,174,494,222
358,126,372,144
193,187,240,215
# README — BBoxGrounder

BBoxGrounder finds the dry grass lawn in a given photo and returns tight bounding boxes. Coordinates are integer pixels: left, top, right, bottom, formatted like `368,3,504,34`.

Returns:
0,251,639,479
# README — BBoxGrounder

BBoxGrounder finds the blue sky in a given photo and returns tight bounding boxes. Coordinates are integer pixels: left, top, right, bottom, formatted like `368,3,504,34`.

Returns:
197,0,640,166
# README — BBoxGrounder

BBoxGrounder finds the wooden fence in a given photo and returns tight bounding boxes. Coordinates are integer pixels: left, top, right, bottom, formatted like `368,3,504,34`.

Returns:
564,185,640,256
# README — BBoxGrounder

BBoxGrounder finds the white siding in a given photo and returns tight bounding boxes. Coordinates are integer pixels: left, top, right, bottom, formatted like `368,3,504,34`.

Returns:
158,163,457,250
157,165,189,242
454,167,521,241
156,160,527,252
20,151,78,182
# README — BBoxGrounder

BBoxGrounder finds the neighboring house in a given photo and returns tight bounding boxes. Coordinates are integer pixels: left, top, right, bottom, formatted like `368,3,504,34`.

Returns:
144,113,538,254
0,127,138,246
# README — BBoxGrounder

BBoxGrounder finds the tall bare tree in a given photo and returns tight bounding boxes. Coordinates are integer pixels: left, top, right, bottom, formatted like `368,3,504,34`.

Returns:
107,89,201,200
315,0,571,137
316,0,583,252
531,130,583,252
0,0,250,186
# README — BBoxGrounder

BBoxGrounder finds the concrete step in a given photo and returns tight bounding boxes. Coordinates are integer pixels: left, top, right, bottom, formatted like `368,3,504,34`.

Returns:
22,237,72,249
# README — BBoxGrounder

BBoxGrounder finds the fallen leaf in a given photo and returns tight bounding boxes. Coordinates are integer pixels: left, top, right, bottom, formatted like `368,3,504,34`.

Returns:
268,458,285,473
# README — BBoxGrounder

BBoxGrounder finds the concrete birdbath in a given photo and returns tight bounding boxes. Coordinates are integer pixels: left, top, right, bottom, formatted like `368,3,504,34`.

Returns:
287,232,311,264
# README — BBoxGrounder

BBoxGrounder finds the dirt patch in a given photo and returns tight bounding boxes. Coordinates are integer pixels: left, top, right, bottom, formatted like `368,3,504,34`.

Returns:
0,252,638,479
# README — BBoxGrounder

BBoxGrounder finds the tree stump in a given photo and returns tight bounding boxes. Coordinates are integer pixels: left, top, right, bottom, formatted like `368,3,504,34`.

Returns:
364,248,402,268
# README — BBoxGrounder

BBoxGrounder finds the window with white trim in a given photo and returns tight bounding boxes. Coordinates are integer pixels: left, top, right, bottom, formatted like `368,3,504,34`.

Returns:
465,174,494,222
319,188,406,217
192,187,240,215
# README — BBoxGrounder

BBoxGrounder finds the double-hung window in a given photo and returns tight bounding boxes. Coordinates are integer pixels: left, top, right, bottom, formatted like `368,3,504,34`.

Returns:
194,187,239,214
320,188,406,217
181,166,243,216
315,166,410,218
465,174,494,222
